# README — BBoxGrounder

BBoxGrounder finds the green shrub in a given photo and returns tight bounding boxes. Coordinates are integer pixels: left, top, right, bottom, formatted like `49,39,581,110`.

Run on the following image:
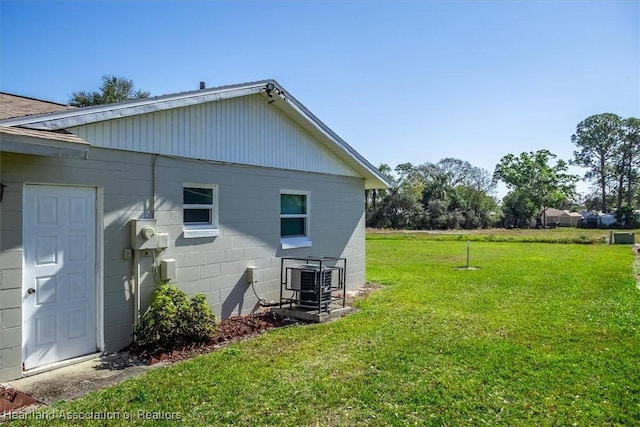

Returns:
134,285,217,349
187,293,218,343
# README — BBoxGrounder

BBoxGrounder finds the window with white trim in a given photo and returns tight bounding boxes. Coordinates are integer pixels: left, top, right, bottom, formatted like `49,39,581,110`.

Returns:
280,190,311,249
183,184,219,238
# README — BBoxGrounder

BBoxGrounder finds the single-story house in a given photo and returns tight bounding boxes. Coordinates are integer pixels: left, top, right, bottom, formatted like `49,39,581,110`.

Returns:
0,80,389,381
541,207,564,226
558,211,583,227
541,208,583,227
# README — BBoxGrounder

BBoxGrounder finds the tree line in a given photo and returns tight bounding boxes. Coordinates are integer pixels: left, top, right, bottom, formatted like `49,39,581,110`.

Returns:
368,113,640,230
366,159,500,229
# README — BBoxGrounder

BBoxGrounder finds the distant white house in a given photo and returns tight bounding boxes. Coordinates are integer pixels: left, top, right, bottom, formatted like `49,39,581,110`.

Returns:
542,208,583,227
542,207,564,225
558,211,583,227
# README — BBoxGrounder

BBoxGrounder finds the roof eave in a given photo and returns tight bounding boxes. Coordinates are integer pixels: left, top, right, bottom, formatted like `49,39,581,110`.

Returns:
0,129,90,159
0,81,271,130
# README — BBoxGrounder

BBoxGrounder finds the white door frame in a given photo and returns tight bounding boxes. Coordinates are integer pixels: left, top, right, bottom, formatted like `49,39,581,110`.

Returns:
22,183,104,371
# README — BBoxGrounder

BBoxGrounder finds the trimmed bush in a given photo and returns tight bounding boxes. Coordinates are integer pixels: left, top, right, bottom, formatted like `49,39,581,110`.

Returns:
134,285,217,349
187,294,218,343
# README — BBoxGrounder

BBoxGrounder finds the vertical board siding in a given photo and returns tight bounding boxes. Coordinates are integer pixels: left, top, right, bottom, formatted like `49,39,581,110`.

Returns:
69,95,358,178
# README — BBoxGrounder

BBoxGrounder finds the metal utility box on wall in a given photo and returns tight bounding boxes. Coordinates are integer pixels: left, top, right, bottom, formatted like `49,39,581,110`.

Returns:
156,232,169,249
130,219,157,250
130,219,169,250
161,258,176,280
246,266,259,284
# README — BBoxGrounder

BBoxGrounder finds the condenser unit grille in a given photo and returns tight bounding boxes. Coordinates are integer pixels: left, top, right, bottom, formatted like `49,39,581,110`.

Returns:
297,269,332,308
279,256,347,313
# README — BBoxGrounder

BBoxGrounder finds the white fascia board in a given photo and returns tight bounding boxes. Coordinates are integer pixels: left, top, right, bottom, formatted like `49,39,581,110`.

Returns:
0,133,89,159
0,82,269,130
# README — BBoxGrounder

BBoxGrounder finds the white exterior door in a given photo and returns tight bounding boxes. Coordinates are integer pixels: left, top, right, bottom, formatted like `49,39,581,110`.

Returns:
23,185,97,370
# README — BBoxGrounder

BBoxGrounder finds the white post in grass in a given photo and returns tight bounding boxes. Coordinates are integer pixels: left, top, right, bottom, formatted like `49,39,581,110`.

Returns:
466,241,470,269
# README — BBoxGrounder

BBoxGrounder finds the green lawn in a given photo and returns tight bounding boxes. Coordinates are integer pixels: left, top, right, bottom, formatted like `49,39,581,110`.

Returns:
8,235,640,426
366,227,638,244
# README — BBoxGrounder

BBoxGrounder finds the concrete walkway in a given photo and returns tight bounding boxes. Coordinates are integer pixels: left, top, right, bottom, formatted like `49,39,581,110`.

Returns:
6,353,158,407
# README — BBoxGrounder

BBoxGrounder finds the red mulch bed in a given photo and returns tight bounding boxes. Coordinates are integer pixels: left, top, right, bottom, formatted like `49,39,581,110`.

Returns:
0,385,38,413
130,311,303,365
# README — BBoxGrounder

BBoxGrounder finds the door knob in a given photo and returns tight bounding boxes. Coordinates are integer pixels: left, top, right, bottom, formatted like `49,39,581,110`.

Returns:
27,288,36,295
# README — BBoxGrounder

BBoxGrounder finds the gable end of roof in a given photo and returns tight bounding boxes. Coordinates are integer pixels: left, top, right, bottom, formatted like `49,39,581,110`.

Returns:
0,80,390,189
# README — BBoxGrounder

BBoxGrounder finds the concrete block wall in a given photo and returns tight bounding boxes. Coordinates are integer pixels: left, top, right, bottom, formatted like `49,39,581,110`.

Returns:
1,151,27,380
0,148,366,381
153,155,366,320
0,250,23,381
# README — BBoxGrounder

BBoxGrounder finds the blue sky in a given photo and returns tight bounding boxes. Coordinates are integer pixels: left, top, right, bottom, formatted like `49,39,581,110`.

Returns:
1,1,638,196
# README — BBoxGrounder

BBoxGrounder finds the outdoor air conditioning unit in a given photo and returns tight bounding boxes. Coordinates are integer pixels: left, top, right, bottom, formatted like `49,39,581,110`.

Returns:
290,264,333,309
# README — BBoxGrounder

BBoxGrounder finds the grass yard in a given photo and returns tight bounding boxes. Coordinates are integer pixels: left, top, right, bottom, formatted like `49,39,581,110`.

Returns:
366,227,639,245
7,235,640,426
